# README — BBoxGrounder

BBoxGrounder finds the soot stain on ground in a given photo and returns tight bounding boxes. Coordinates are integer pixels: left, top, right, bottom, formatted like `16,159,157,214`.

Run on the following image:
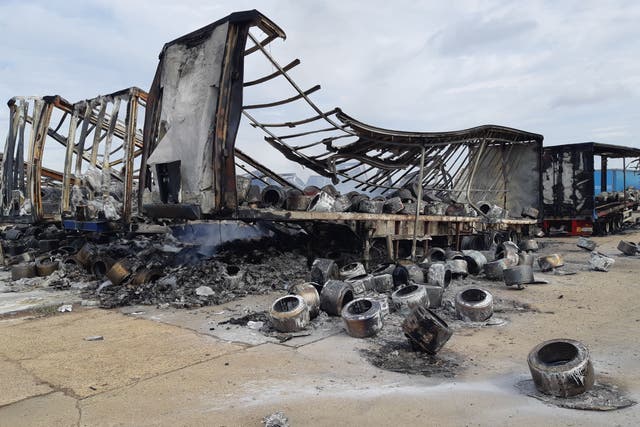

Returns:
516,379,637,411
360,314,465,378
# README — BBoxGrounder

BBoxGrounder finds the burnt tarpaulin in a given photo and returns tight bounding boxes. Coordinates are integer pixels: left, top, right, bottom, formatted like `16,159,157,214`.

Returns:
141,10,286,216
542,144,594,218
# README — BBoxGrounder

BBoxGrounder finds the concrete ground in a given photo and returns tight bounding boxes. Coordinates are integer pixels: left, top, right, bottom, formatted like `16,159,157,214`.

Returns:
1,232,640,426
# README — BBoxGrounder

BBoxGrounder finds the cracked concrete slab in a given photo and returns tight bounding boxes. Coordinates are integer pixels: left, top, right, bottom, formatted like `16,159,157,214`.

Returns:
0,359,52,407
119,292,344,348
80,342,404,426
0,392,78,427
0,288,82,316
0,309,245,397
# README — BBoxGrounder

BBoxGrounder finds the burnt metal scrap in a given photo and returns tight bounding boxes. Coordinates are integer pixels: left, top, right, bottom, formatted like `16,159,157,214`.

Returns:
1,88,147,226
0,10,542,271
141,10,287,217
136,9,543,231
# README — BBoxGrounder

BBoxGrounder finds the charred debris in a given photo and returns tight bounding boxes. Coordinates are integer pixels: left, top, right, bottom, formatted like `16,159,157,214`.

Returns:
0,10,546,308
1,10,638,410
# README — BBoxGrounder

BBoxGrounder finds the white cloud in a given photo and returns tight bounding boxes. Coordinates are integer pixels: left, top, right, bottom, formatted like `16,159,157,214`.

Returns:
0,0,639,174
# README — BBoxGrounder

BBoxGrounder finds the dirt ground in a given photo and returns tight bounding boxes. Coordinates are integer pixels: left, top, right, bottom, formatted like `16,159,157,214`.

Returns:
1,231,639,426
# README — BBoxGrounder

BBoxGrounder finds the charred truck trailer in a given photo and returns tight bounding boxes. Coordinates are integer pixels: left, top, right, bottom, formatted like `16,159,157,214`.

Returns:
1,10,543,263
542,142,640,236
139,10,543,262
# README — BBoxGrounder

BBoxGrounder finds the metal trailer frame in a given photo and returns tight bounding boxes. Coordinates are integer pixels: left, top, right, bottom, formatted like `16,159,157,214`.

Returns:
0,10,542,264
0,88,147,226
139,10,542,263
542,142,640,236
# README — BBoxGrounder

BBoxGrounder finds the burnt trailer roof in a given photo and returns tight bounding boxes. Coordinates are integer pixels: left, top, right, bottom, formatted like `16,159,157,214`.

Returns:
138,8,544,218
544,142,640,159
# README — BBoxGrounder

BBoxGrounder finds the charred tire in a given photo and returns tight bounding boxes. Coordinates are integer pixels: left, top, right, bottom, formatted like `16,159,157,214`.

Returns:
269,295,310,333
38,239,59,252
537,254,564,271
310,258,339,285
503,265,534,287
518,252,535,266
286,194,312,211
495,241,519,266
527,339,595,397
357,199,384,214
320,280,355,316
106,259,132,285
61,256,80,267
11,263,37,280
35,258,59,277
391,284,429,315
522,207,540,219
371,295,390,317
402,306,453,354
75,243,97,268
320,184,339,197
519,239,539,252
617,240,638,256
446,259,468,278
5,251,35,265
341,298,383,338
303,185,321,196
424,284,444,308
392,265,410,286
383,197,404,214
371,262,395,276
348,194,369,211
223,265,243,289
132,269,163,286
290,282,321,319
333,195,352,212
308,191,335,212
461,250,486,275
461,235,486,251
427,263,451,288
427,247,446,262
91,257,115,279
3,228,22,240
339,262,366,280
345,274,373,294
484,259,509,280
445,250,464,260
4,242,25,256
261,185,287,208
373,274,394,292
405,264,425,283
577,237,597,252
455,287,493,322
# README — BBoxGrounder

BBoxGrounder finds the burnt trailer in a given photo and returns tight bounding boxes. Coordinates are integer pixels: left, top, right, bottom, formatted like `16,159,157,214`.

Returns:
0,10,544,264
0,88,147,229
542,142,640,236
139,10,543,263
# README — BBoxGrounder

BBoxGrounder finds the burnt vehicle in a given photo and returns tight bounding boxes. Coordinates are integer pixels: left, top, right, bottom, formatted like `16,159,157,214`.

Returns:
1,10,542,263
138,10,543,263
542,142,640,236
1,88,147,229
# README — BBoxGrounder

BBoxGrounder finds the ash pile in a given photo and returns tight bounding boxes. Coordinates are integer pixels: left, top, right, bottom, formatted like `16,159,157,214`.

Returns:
0,222,309,308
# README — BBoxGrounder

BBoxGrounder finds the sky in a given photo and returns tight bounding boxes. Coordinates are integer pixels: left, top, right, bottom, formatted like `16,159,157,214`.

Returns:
0,0,639,174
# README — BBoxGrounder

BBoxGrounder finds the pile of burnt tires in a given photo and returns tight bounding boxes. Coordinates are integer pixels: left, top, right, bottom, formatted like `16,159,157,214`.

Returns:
246,182,478,217
266,247,500,354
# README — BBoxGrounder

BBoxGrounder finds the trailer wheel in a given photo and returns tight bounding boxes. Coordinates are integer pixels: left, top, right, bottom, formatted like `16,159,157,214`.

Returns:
603,221,611,235
614,216,623,231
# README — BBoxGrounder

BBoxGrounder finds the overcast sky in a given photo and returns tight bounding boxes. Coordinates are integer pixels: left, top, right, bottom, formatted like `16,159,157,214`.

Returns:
1,0,638,174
